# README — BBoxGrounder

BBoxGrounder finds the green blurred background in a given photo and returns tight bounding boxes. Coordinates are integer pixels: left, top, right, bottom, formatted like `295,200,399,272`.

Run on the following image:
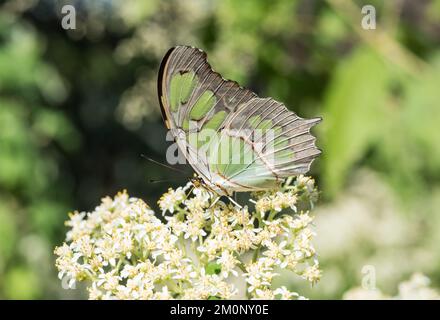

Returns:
0,0,439,299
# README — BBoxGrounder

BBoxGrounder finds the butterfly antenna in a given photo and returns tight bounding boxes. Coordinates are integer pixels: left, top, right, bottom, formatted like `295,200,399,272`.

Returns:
140,154,189,174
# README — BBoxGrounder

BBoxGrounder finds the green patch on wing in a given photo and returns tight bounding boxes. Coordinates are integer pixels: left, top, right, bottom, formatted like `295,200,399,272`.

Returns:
273,136,288,149
206,131,283,190
188,130,221,151
184,110,226,132
188,132,203,149
275,148,295,162
182,119,190,130
248,115,261,128
271,128,290,152
221,157,280,189
248,116,274,131
272,128,295,163
190,90,216,120
186,110,227,147
273,126,283,136
232,161,280,188
169,71,197,112
213,135,257,177
258,119,272,130
202,111,227,131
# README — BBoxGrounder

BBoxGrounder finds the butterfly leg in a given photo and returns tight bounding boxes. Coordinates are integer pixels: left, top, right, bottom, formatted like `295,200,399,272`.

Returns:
227,195,242,209
209,196,221,208
208,195,242,209
185,185,195,199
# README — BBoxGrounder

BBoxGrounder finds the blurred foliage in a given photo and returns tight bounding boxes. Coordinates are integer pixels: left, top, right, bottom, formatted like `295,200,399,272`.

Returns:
0,0,439,299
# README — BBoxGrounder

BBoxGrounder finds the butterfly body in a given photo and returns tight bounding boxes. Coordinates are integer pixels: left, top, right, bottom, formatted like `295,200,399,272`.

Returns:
158,46,321,196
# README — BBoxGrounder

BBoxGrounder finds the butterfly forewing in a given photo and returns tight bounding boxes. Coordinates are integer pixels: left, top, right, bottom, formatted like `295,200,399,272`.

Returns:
159,46,255,131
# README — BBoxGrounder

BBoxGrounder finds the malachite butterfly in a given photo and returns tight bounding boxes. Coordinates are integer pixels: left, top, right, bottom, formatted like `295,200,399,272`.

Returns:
158,46,321,196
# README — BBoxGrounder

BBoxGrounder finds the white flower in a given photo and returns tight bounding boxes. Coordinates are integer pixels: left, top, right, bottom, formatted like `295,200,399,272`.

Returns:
344,273,440,300
295,175,315,193
184,221,207,241
253,288,275,299
273,286,299,300
243,259,277,293
158,187,186,214
97,272,120,291
262,240,290,266
286,213,314,230
255,190,297,215
217,251,239,277
397,273,440,300
153,286,172,300
120,265,137,279
301,262,321,284
88,283,104,300
55,176,320,300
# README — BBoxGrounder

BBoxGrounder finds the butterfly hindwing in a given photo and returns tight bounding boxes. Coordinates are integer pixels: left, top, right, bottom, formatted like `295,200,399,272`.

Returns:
210,97,321,190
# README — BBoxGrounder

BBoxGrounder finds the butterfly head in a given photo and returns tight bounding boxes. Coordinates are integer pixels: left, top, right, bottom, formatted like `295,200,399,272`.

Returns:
190,175,230,197
190,176,204,188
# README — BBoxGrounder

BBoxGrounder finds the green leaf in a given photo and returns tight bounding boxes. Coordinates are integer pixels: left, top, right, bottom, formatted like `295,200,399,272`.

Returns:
320,47,391,197
4,267,41,299
402,54,440,175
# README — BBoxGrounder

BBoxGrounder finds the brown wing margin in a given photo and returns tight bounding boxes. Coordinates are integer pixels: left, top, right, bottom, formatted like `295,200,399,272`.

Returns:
157,46,177,129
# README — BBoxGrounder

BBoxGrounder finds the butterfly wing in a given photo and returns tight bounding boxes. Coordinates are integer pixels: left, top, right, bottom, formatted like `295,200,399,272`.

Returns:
158,46,321,194
212,97,321,190
158,46,255,130
158,46,256,186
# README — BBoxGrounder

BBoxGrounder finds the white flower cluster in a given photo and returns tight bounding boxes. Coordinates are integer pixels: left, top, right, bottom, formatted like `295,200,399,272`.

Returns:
343,273,440,300
55,176,320,300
